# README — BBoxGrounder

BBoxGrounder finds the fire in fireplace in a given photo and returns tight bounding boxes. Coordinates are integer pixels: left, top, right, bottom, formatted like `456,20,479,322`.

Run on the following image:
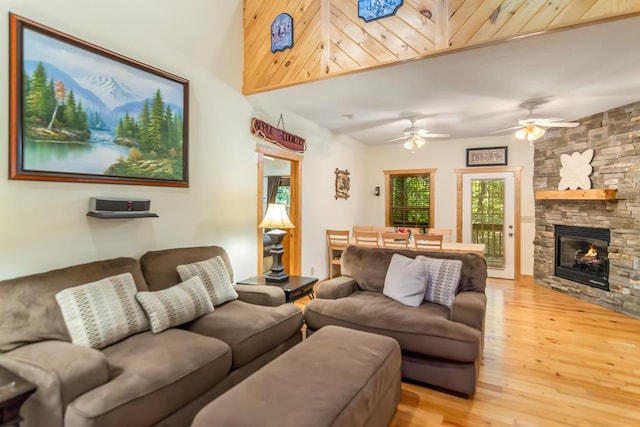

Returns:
555,225,610,291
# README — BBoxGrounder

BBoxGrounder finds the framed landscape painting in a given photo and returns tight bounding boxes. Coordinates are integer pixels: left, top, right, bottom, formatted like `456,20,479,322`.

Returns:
9,14,189,187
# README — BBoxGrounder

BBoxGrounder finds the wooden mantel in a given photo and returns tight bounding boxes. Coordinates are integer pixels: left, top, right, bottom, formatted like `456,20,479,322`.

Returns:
535,189,618,200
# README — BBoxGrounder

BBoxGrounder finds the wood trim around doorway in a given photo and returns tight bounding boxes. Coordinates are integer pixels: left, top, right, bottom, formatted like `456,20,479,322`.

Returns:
256,144,303,276
455,166,522,281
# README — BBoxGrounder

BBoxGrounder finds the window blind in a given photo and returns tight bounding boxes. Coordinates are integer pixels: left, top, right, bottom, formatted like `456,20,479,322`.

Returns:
389,174,431,228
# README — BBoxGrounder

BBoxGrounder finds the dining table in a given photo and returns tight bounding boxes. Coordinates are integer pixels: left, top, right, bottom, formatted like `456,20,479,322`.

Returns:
348,237,485,257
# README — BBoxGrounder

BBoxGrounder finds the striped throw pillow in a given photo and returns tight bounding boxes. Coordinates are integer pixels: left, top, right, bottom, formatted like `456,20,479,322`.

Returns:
55,273,149,349
417,256,462,308
135,276,214,333
177,256,238,306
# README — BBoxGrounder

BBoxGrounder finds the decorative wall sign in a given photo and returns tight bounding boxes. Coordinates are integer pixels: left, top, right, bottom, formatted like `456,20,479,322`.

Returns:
558,149,594,190
271,13,293,53
466,146,508,167
358,0,404,22
9,14,189,187
251,118,306,153
335,168,351,200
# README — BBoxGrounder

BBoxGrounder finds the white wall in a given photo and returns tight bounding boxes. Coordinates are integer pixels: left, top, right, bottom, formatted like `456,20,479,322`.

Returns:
364,134,535,275
0,0,533,281
0,0,365,281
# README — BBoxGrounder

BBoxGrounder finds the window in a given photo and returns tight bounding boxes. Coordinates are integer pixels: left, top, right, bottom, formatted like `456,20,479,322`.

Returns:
275,177,290,205
384,169,435,230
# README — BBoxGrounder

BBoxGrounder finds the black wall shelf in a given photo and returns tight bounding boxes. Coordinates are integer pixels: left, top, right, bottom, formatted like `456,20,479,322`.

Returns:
87,211,159,219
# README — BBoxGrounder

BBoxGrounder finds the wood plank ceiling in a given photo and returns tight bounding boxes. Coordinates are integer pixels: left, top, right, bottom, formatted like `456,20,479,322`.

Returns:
243,0,640,95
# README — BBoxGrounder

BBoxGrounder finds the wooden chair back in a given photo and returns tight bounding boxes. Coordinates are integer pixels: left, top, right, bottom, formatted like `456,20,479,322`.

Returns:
414,233,443,250
380,232,410,249
353,225,374,233
326,229,350,279
354,231,380,248
372,226,396,233
427,228,452,243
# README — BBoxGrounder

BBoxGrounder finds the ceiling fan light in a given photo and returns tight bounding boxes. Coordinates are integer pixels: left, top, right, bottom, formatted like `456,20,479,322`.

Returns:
403,140,414,150
532,126,546,139
515,129,527,140
414,137,426,148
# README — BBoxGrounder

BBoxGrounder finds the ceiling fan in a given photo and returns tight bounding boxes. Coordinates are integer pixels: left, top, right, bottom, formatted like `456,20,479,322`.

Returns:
490,101,580,143
386,116,450,150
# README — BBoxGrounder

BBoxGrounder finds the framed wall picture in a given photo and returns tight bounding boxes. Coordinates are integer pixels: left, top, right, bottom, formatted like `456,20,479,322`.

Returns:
358,0,404,22
466,146,508,167
9,13,189,187
335,168,350,199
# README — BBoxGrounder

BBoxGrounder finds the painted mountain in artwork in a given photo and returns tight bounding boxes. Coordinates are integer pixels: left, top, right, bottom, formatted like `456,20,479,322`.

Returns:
76,75,142,110
112,100,184,119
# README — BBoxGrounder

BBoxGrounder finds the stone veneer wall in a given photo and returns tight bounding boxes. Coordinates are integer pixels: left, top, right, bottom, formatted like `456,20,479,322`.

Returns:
533,101,640,318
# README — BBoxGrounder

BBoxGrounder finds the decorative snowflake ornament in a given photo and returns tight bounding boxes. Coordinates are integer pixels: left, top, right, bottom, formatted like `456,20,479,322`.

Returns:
558,149,594,190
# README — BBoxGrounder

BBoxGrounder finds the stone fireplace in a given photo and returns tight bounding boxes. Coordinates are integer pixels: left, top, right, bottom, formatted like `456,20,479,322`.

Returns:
534,101,640,318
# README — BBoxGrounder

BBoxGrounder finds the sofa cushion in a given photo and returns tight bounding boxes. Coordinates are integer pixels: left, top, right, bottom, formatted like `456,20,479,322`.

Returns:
418,256,463,308
0,257,147,353
64,329,231,427
383,254,428,307
55,273,149,349
304,291,481,363
140,246,234,291
341,246,487,294
177,256,238,306
184,299,303,369
135,276,214,333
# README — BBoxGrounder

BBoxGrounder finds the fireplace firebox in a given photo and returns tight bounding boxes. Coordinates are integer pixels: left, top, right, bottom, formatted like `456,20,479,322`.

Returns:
555,225,610,291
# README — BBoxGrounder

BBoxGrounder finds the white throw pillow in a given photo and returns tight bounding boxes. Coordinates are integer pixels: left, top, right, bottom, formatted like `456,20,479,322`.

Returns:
417,256,462,308
177,256,238,306
382,254,429,307
55,272,149,349
136,276,214,334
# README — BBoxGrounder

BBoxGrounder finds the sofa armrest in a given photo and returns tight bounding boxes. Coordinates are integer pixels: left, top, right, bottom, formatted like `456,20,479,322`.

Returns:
450,291,487,331
316,277,357,300
234,284,285,306
0,340,109,427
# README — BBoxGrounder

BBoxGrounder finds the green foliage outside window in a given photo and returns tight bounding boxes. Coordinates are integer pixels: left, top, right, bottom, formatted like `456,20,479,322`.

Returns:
389,175,431,229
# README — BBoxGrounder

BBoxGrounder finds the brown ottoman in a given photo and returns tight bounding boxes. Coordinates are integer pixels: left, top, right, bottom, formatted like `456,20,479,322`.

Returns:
192,325,402,427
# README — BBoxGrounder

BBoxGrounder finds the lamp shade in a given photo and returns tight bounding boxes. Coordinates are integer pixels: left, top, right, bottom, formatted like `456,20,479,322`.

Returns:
259,203,294,229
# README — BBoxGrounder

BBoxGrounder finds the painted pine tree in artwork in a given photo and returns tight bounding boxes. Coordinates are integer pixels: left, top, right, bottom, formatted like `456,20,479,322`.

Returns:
116,88,183,155
22,62,89,138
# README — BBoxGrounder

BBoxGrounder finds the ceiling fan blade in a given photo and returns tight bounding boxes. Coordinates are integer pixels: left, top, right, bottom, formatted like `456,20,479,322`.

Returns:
385,135,409,143
543,122,580,128
422,133,450,138
489,125,523,134
538,117,564,123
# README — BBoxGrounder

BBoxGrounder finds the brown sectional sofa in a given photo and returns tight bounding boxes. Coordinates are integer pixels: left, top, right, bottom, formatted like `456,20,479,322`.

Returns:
0,246,303,427
304,246,487,396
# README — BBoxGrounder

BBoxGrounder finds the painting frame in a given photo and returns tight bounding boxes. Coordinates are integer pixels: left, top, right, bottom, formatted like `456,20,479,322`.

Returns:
335,168,350,200
466,146,508,167
9,13,189,187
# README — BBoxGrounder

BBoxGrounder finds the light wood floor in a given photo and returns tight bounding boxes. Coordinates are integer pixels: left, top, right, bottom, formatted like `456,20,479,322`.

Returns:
297,277,640,426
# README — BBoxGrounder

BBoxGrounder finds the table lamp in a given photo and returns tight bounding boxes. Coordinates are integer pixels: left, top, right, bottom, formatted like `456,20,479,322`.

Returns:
259,203,295,282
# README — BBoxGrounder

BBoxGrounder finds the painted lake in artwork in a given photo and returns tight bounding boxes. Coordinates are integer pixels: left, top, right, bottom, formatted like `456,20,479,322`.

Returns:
24,130,130,175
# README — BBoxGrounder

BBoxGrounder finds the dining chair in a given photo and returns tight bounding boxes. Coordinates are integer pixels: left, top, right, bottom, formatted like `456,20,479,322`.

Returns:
414,233,443,250
326,229,350,279
427,228,452,243
354,231,380,248
372,226,396,233
380,232,410,249
353,225,374,233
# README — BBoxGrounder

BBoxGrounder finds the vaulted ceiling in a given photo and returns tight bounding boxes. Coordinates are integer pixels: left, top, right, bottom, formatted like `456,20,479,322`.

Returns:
246,15,640,146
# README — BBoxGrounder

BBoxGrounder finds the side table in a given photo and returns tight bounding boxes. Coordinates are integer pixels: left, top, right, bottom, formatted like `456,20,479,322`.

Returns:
0,365,36,427
236,275,318,303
